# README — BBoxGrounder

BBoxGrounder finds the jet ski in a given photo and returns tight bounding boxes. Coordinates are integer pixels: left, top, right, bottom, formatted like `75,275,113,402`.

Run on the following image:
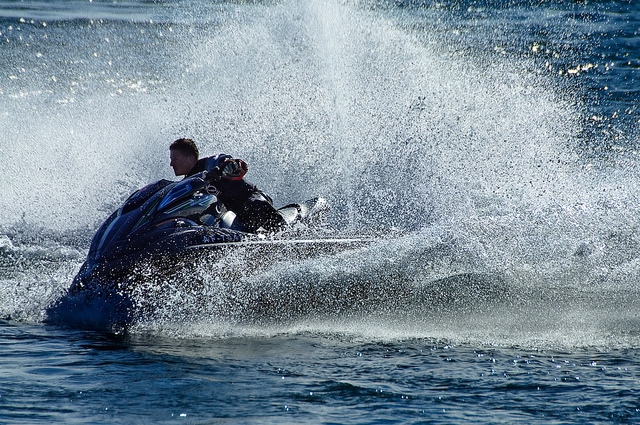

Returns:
68,170,369,296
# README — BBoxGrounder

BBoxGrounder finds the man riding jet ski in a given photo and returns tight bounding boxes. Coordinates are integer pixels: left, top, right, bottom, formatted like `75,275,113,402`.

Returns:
169,138,285,233
66,138,333,294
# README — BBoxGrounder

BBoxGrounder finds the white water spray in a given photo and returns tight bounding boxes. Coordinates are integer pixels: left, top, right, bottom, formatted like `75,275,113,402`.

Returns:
1,0,639,348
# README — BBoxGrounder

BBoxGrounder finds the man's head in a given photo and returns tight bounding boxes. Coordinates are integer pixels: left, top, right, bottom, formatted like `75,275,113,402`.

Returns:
169,138,199,176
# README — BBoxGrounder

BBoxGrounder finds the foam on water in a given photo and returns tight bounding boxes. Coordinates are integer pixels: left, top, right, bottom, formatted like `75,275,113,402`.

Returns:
2,0,640,348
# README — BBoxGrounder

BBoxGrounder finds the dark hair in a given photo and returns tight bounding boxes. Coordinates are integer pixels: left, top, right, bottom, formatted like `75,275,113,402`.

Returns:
170,138,199,159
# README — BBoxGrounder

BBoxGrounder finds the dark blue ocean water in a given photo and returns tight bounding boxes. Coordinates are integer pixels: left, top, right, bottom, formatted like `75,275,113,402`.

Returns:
1,0,640,423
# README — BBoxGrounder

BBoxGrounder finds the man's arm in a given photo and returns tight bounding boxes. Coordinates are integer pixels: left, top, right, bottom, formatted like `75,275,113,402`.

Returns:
204,154,247,180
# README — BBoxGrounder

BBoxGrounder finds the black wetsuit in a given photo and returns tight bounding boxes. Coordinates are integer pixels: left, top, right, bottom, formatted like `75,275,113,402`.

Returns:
187,155,285,233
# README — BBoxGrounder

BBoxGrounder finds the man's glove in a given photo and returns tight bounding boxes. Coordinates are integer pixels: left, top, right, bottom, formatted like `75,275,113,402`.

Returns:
220,158,248,180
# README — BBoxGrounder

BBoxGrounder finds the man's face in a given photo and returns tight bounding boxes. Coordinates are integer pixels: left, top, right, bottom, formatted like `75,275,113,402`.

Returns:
170,149,196,176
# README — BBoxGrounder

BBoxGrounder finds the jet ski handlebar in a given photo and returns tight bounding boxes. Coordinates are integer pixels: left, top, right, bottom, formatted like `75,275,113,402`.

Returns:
203,169,222,182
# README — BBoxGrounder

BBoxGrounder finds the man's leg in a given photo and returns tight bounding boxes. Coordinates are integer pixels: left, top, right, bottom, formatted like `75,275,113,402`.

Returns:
239,192,286,233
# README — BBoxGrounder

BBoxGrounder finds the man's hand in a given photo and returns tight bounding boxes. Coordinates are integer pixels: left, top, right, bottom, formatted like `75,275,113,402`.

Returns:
220,159,248,180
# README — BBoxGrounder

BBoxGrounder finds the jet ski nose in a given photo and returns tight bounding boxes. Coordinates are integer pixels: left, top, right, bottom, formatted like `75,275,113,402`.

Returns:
68,260,102,295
